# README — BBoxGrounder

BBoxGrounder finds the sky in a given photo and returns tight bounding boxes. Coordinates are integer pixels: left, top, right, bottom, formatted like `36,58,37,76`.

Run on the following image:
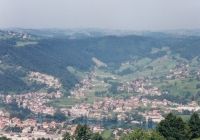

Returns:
0,0,200,31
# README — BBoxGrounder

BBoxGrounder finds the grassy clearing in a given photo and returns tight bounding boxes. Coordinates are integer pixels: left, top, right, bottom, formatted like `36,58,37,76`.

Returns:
137,57,152,65
0,33,13,39
49,91,104,108
149,57,177,69
150,47,160,54
94,68,116,78
67,66,85,80
190,56,200,68
0,64,13,69
16,41,38,47
118,64,134,72
0,70,3,74
95,56,177,80
162,47,169,51
102,129,112,138
153,78,199,98
174,53,189,62
50,96,83,108
85,92,104,104
92,57,107,67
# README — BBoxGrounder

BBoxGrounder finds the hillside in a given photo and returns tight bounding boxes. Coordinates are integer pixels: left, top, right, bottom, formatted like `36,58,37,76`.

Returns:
0,29,200,95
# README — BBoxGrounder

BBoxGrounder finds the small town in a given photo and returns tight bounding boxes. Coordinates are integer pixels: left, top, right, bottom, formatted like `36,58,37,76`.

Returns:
0,54,199,139
0,61,200,139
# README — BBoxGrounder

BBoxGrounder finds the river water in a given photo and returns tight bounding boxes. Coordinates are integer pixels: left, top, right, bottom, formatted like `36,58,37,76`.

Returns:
73,119,157,130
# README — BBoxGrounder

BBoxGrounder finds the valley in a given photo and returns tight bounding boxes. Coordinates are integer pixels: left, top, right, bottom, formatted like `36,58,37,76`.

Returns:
0,29,200,139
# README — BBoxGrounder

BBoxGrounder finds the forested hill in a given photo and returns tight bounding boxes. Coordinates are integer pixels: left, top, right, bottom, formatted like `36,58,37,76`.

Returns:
36,35,164,65
0,34,165,93
165,36,200,60
3,35,166,72
9,35,200,69
1,30,200,94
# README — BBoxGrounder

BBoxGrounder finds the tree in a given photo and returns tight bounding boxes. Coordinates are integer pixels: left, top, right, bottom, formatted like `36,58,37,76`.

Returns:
120,128,165,140
182,110,190,115
68,111,71,117
73,124,91,140
156,113,190,140
188,112,200,139
54,110,67,122
196,84,200,89
62,124,104,140
62,132,71,140
148,117,153,129
150,130,166,140
196,76,200,81
0,136,11,140
91,133,104,140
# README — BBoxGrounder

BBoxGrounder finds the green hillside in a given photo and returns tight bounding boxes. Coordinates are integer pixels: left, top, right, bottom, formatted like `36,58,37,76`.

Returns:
0,29,200,94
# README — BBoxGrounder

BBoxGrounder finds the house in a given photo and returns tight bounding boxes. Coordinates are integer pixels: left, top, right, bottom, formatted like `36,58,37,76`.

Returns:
42,122,49,129
32,129,46,135
50,121,56,128
93,126,104,134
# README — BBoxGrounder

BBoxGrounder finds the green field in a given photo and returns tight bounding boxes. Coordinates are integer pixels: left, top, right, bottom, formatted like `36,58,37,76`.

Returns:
153,78,199,98
102,129,113,138
16,41,38,47
50,96,84,108
0,33,13,39
67,66,85,80
48,51,200,108
150,47,160,54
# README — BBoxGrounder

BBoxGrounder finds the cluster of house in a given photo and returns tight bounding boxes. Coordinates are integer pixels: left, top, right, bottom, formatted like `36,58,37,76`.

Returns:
68,104,90,117
6,31,31,39
94,97,139,113
1,95,199,139
121,61,130,66
82,96,164,121
139,110,164,123
0,92,62,115
165,68,190,79
0,116,63,139
29,72,62,88
60,97,158,122
179,62,189,68
66,94,200,124
0,116,106,140
71,74,96,99
197,70,200,75
117,77,162,96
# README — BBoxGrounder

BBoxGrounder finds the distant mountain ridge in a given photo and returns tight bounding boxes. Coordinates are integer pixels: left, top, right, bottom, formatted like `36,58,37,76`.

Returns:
5,28,200,39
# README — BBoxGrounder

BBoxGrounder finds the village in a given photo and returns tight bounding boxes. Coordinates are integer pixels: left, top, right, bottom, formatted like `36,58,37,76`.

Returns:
0,60,199,139
29,72,62,89
6,31,31,39
0,89,199,139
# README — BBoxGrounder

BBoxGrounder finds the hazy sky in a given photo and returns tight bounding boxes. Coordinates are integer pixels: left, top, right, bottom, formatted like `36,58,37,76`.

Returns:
1,0,200,31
